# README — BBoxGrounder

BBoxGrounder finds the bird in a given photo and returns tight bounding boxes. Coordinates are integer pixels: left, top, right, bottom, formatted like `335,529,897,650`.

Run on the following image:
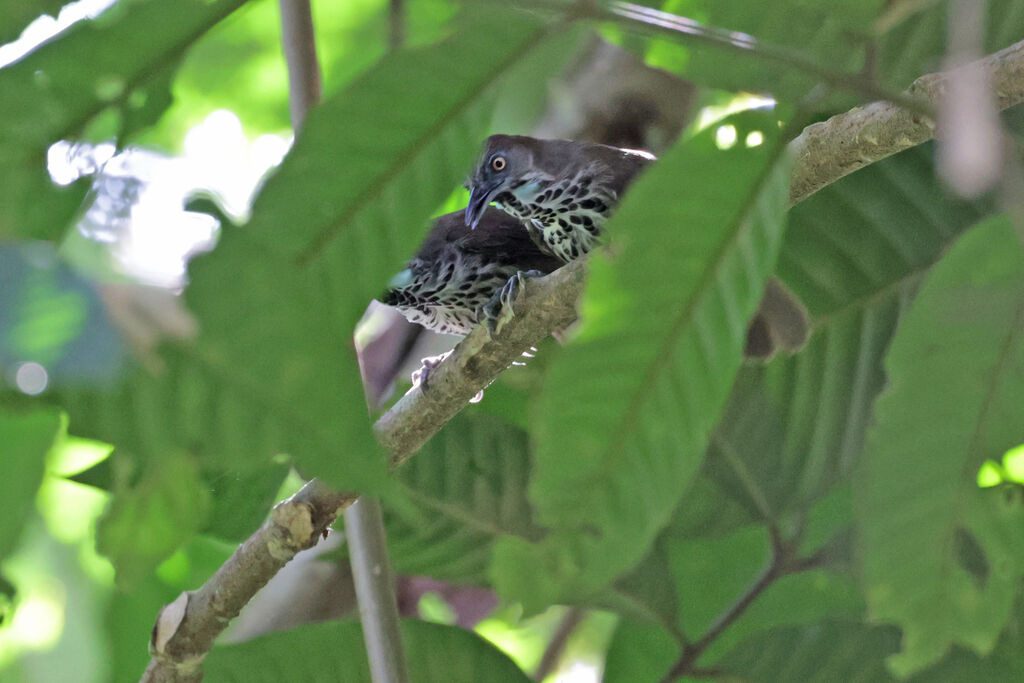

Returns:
465,134,654,263
382,207,563,337
465,134,809,359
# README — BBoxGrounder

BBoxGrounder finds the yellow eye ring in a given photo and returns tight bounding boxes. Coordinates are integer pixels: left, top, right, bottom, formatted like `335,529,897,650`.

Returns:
491,156,506,172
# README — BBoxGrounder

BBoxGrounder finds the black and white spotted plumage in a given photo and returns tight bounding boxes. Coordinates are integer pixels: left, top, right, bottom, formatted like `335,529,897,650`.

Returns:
382,208,563,336
465,134,655,263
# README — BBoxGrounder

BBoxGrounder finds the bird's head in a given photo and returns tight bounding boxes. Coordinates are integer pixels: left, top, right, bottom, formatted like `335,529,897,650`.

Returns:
465,135,534,229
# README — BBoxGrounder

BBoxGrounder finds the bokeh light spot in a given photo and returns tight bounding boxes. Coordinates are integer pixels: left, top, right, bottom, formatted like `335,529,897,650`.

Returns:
15,362,48,395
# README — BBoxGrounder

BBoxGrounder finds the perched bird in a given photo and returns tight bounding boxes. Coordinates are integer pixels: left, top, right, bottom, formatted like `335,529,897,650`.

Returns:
465,134,654,263
466,134,809,358
383,207,563,336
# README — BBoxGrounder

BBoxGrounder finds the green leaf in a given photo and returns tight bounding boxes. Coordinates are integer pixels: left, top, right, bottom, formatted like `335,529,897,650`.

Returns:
382,415,541,584
245,9,565,266
204,619,532,682
0,408,63,561
701,144,991,525
493,112,791,609
184,230,391,491
0,0,248,241
717,620,901,681
878,0,1024,90
647,0,885,101
857,216,1024,676
97,451,212,588
178,8,579,489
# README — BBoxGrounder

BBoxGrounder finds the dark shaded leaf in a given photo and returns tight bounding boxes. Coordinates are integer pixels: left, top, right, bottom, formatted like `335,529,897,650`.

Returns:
204,619,531,682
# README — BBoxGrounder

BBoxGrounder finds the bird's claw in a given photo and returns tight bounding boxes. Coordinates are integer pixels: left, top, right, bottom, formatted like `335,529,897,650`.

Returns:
479,270,544,336
410,351,453,392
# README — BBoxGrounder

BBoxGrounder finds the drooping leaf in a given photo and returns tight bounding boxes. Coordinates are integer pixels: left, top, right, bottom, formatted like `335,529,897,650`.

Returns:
492,111,791,609
857,216,1024,676
204,619,532,682
0,408,63,561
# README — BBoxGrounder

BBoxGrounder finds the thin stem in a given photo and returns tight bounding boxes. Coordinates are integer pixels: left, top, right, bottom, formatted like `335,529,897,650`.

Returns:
279,0,322,131
533,608,586,681
657,528,829,683
389,0,405,52
345,499,412,683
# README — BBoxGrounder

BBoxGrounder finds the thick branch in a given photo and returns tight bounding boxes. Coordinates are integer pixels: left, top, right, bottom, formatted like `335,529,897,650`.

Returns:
788,38,1024,206
141,481,354,683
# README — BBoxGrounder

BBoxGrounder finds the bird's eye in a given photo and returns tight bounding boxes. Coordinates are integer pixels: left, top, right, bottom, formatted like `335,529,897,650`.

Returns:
490,155,506,172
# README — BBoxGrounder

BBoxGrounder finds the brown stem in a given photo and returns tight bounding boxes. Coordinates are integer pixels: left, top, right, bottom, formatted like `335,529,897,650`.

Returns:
533,608,587,681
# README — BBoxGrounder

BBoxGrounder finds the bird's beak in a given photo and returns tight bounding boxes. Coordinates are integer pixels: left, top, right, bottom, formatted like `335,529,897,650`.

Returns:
465,182,499,229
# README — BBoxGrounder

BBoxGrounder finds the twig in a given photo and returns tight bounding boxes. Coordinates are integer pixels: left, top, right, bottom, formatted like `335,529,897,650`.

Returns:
657,531,828,682
388,0,405,52
533,608,586,681
787,38,1024,206
142,481,355,683
345,498,411,683
279,0,322,130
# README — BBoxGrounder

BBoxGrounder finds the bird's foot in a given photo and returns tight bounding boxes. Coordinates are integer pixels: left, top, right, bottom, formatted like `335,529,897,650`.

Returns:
410,350,453,392
479,270,544,336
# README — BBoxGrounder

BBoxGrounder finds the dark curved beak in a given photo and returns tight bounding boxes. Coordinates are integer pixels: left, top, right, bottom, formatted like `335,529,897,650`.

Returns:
465,183,499,229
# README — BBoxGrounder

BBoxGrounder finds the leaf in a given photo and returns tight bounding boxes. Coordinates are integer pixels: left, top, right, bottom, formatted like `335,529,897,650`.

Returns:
178,8,579,488
381,415,540,584
204,619,532,683
0,0,248,241
700,144,992,525
644,0,885,101
717,620,902,681
97,451,212,588
0,408,63,561
244,9,565,268
878,0,1024,90
856,216,1024,676
184,230,391,491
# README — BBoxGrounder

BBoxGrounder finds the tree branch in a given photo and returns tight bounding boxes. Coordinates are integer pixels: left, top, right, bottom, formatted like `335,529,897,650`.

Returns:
139,34,1024,683
142,481,355,683
787,38,1024,206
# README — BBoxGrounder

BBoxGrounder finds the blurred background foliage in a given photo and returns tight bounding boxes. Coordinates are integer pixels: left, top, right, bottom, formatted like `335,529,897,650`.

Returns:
1,0,1024,681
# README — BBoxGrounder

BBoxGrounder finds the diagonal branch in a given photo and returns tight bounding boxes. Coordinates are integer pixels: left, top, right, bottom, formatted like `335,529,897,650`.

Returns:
138,35,1024,683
